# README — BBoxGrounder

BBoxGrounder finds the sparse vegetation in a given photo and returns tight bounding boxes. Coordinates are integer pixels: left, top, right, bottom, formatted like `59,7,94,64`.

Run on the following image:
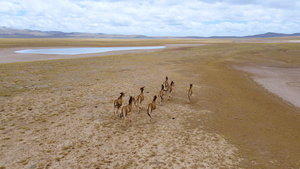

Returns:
0,38,299,168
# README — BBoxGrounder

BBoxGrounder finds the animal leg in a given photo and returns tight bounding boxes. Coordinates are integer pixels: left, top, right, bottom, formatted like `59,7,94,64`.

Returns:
123,116,126,126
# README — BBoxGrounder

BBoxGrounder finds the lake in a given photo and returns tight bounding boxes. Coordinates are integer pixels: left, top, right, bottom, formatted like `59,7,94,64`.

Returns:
15,46,165,55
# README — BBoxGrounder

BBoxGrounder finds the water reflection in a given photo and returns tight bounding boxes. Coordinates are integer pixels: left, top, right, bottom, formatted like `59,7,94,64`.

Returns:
15,46,165,55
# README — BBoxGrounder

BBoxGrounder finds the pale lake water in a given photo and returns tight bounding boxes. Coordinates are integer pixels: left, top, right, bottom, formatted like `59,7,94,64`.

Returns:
15,46,165,55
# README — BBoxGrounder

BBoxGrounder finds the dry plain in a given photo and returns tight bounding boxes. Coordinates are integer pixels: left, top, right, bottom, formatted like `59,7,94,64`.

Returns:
0,38,300,168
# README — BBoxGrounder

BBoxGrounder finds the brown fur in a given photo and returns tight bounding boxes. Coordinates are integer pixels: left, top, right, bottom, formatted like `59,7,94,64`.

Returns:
120,96,135,126
159,84,164,104
188,84,193,101
162,76,169,94
135,87,145,113
170,81,174,93
114,92,125,114
167,81,175,100
147,95,157,122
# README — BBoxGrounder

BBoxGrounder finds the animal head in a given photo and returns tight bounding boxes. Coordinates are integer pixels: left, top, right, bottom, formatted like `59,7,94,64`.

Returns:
120,92,125,97
140,86,145,92
153,95,157,101
161,84,164,90
190,84,193,88
166,76,168,80
171,81,174,86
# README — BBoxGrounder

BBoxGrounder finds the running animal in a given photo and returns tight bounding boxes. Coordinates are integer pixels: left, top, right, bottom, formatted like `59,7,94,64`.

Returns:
169,81,174,93
188,84,193,101
159,84,164,104
120,96,135,126
113,92,125,114
168,81,175,100
162,76,170,94
147,95,157,122
134,87,145,113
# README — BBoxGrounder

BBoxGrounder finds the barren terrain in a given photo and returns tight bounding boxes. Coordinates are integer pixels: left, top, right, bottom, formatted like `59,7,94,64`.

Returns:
0,39,300,168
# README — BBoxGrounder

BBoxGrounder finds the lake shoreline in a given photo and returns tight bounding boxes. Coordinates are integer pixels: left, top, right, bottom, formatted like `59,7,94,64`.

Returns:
14,46,166,55
0,44,206,64
0,47,165,64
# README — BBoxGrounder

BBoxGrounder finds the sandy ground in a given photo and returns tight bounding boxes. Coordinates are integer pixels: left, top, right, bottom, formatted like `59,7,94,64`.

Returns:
0,44,241,168
0,42,300,168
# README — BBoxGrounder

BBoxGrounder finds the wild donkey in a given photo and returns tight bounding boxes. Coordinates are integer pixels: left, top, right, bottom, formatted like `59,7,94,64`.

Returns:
114,92,125,114
147,95,157,122
120,96,135,126
169,81,174,93
162,76,170,94
134,87,145,113
188,84,193,102
168,81,174,100
159,85,164,104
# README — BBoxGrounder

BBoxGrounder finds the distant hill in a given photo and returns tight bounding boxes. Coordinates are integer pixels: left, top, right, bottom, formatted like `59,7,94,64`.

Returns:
183,32,300,39
1,27,299,39
0,27,148,39
243,32,300,38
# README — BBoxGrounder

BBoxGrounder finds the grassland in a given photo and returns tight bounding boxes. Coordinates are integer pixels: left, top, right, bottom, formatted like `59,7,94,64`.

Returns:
0,38,300,168
0,38,232,48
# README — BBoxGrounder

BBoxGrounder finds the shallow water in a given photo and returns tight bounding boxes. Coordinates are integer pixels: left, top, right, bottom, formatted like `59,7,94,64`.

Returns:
15,46,165,55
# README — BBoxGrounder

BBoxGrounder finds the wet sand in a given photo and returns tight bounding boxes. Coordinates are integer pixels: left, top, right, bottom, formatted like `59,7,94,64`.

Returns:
235,66,300,109
0,41,300,168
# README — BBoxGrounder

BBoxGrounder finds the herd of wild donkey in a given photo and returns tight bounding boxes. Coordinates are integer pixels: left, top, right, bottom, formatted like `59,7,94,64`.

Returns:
113,77,193,126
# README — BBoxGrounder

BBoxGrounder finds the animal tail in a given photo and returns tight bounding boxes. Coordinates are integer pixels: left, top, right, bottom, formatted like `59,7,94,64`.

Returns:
147,105,151,118
163,88,168,92
120,110,124,119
